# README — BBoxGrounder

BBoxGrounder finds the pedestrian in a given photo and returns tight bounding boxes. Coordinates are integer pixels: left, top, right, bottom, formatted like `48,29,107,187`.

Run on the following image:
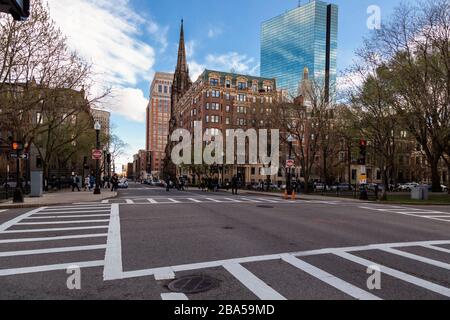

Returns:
165,176,171,192
84,176,90,191
231,175,238,195
89,174,95,191
71,174,80,192
111,174,118,192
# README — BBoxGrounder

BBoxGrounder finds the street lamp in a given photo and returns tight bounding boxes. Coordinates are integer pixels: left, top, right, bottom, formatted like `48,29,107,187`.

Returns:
12,141,24,203
286,135,295,196
94,121,101,195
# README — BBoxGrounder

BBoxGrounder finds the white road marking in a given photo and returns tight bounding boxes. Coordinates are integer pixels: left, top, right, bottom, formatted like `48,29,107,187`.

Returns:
223,263,286,300
42,206,111,211
154,268,176,280
224,198,242,203
188,198,201,203
35,210,110,215
0,260,104,277
281,254,381,300
240,197,261,203
101,200,109,204
334,251,450,298
168,198,180,203
125,199,135,204
381,247,450,270
17,219,109,225
422,245,450,254
0,244,107,258
147,198,157,203
205,198,222,203
257,198,279,203
360,206,450,223
0,233,107,244
2,225,108,233
0,209,7,213
103,204,123,281
0,207,45,232
161,293,189,300
23,214,111,219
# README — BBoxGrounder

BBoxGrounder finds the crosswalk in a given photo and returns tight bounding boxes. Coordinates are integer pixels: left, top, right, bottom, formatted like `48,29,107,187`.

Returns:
0,204,115,276
89,196,342,206
360,205,450,223
138,240,450,300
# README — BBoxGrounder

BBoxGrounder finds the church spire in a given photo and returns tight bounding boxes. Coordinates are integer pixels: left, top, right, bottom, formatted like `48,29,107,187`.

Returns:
175,19,188,75
172,19,191,108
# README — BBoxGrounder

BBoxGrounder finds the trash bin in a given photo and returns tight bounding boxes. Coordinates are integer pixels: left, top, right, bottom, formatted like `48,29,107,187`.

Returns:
411,186,429,200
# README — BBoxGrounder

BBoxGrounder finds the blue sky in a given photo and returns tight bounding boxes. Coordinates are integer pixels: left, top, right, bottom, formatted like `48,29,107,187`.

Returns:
48,0,405,170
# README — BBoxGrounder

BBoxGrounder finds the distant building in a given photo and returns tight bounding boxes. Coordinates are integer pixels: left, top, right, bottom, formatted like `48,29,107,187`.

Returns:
261,0,338,98
91,108,110,140
174,69,280,185
146,72,173,178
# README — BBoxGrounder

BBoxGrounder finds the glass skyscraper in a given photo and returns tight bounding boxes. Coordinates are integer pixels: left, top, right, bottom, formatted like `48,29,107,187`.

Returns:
261,0,338,98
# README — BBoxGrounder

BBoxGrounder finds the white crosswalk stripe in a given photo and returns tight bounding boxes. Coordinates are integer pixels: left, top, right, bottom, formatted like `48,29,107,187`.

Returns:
360,205,450,223
0,204,113,276
118,240,450,300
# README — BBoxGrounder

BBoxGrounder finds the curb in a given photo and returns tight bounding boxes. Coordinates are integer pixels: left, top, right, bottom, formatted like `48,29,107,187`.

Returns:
0,192,118,209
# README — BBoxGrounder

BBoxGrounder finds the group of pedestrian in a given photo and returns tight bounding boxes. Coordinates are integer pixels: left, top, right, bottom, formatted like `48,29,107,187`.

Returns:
70,172,119,192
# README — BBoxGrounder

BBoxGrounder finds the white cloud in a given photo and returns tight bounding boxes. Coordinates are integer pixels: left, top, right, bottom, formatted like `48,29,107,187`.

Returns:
188,60,206,82
186,40,196,59
205,52,259,75
147,20,169,53
105,87,149,123
47,0,155,121
208,26,223,38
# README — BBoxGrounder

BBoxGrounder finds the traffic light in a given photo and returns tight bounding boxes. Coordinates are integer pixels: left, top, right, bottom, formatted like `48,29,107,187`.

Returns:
0,0,30,21
358,139,367,165
11,141,23,151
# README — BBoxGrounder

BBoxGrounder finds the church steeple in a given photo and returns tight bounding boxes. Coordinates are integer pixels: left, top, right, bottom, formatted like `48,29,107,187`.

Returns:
172,19,191,109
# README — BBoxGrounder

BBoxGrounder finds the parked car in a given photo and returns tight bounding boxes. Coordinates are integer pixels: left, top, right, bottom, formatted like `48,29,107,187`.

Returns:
398,182,419,191
441,185,448,192
118,179,128,189
314,183,326,191
331,183,354,191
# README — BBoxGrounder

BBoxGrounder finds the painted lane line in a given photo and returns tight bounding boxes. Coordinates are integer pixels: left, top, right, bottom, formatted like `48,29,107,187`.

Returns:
0,244,107,258
154,268,176,280
258,198,279,203
223,263,286,300
161,293,189,300
42,206,111,211
359,206,450,223
24,214,111,219
103,204,123,281
0,210,7,213
168,198,180,203
1,226,108,233
240,197,262,203
17,219,110,225
334,251,450,298
381,247,450,270
421,245,450,254
205,198,222,203
188,198,202,203
281,254,381,300
35,210,110,215
147,198,157,204
0,233,107,244
0,260,104,277
0,207,45,232
125,199,135,204
101,200,109,204
224,198,242,203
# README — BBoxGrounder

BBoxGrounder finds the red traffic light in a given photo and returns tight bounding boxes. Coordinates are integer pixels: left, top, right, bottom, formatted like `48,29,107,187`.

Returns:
11,142,22,150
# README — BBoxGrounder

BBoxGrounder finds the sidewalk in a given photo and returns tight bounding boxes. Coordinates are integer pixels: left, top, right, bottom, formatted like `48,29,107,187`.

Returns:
0,189,117,209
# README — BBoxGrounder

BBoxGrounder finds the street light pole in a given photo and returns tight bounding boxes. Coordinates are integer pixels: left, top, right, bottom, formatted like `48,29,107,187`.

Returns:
286,135,295,196
94,121,101,195
12,141,24,203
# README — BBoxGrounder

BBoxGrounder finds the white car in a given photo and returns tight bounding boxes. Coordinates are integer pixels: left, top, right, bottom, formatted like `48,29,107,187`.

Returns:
118,179,128,189
399,182,419,191
442,185,448,192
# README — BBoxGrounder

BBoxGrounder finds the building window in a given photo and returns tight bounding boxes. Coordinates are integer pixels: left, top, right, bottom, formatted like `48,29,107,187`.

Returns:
225,117,230,125
205,115,209,123
238,94,246,102
225,105,230,112
238,82,247,90
225,93,230,100
210,78,219,86
226,80,231,88
158,85,162,93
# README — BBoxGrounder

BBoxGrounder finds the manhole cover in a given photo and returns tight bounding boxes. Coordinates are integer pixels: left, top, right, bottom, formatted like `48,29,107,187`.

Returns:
257,205,274,209
168,275,219,294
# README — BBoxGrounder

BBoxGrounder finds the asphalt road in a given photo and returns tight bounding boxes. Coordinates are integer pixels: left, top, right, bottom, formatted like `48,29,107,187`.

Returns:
0,182,449,300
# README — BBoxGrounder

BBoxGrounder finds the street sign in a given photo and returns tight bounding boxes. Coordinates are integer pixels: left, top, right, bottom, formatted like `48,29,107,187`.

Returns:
359,174,367,184
286,159,295,168
92,149,103,160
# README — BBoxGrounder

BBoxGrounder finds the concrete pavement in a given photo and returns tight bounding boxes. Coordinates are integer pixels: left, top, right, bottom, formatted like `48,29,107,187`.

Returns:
0,182,449,300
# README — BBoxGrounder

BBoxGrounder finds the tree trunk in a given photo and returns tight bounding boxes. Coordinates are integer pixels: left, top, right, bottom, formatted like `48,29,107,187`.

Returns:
430,161,441,193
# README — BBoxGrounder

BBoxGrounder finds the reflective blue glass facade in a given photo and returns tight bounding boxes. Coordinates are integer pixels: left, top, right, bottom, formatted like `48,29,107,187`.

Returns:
261,1,338,97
